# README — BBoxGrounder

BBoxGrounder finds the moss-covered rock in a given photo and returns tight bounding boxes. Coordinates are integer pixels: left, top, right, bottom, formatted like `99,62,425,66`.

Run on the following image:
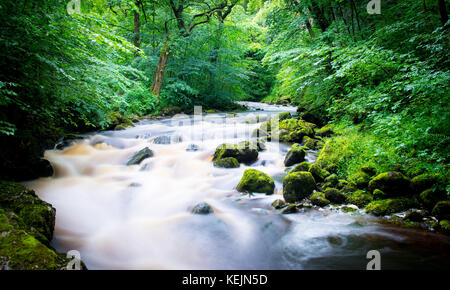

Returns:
303,136,319,150
368,171,411,197
324,188,346,204
373,189,387,200
290,161,312,173
283,171,316,203
213,157,240,168
109,112,134,130
365,198,419,216
420,189,447,210
349,171,371,189
0,182,84,270
315,124,334,137
284,144,306,167
280,203,298,214
126,147,154,166
272,199,286,209
308,163,330,182
337,179,348,190
271,119,316,143
213,143,258,165
0,181,55,246
310,192,330,207
360,166,376,177
324,174,339,188
439,220,450,235
250,128,269,138
432,201,450,220
411,174,439,193
237,169,275,195
346,190,373,208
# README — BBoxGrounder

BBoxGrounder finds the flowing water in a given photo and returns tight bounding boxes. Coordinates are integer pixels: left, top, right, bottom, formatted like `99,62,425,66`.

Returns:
25,102,450,270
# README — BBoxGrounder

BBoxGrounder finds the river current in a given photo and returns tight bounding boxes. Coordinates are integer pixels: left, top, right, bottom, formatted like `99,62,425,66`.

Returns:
25,102,450,270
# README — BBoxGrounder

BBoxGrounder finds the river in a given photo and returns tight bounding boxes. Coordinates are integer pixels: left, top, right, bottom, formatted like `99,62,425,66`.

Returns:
25,102,450,270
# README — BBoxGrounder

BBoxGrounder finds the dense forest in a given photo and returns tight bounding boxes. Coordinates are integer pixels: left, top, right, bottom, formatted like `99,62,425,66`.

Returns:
0,0,449,270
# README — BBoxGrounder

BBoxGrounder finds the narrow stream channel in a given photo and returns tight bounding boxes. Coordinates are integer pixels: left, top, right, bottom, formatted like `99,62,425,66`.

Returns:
25,102,450,270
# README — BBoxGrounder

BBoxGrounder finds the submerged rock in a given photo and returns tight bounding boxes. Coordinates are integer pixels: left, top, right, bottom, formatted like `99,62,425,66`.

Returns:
283,171,316,203
237,169,275,195
280,204,298,214
284,144,306,167
127,147,154,166
191,203,213,215
186,144,200,152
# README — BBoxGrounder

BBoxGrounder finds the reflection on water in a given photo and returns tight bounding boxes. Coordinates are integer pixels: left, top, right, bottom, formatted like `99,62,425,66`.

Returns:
25,102,450,270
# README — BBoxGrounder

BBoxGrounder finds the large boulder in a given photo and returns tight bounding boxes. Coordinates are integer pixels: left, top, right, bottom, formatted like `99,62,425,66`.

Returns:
284,144,306,167
368,171,411,197
0,181,78,270
127,147,154,165
213,143,258,165
237,169,275,195
283,171,316,203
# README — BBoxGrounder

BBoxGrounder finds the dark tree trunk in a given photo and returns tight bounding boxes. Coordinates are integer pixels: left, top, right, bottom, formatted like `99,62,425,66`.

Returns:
437,0,448,25
151,41,170,97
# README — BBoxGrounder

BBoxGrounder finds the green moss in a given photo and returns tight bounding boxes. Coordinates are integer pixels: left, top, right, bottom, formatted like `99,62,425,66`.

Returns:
365,198,419,216
280,204,298,214
284,144,306,166
324,188,346,204
368,171,411,197
346,190,373,208
315,124,334,137
290,161,312,173
337,179,348,190
432,201,450,220
237,169,275,195
308,163,330,182
283,171,316,203
310,192,330,207
411,174,439,193
420,189,447,210
439,220,450,235
213,143,258,164
324,174,339,188
0,181,55,246
373,189,387,200
348,171,371,189
214,157,240,168
272,199,286,209
271,118,315,143
303,136,318,150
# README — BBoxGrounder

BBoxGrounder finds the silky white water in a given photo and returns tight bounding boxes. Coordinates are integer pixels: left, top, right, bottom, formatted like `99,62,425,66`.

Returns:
25,102,450,270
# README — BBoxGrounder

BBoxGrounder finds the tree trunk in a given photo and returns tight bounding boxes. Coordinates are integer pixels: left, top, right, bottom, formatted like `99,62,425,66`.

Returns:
437,0,448,26
151,41,170,97
133,7,140,58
